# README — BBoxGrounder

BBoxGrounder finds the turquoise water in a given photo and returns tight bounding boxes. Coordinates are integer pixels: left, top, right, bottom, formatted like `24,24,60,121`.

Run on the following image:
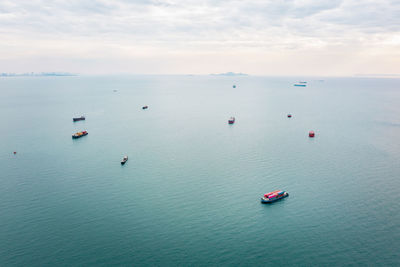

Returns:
0,75,399,266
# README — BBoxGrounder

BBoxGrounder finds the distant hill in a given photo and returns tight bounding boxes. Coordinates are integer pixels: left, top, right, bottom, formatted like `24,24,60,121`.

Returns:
210,72,249,76
0,72,77,77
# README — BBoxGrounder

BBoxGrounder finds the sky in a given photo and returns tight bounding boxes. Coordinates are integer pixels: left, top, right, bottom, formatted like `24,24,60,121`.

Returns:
0,0,399,76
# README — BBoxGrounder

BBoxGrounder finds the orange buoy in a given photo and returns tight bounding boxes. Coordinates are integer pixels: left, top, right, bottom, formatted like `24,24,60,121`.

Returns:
309,131,315,137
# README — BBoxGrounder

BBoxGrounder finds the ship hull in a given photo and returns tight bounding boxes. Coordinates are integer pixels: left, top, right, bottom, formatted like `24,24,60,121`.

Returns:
261,192,289,204
72,132,88,139
73,117,85,122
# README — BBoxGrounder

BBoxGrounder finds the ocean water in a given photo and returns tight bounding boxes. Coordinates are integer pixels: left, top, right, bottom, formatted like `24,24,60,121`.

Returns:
0,75,399,266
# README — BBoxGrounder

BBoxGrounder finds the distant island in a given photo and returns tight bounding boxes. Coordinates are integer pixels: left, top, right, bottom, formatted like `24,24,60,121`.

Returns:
210,72,249,76
0,72,77,77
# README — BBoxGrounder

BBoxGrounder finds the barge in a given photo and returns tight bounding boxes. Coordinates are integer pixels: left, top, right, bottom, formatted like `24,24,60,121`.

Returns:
261,190,289,203
72,131,88,139
73,116,85,122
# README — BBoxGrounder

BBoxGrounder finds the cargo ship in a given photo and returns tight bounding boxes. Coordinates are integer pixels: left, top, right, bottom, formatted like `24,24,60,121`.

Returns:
73,116,85,122
121,155,128,165
72,131,88,139
228,117,235,124
261,190,289,203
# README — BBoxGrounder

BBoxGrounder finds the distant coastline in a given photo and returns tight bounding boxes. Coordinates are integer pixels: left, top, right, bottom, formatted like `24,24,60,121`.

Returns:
0,72,77,77
210,72,249,76
354,73,400,78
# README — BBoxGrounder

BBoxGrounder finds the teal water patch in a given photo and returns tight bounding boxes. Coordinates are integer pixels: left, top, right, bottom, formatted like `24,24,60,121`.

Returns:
0,76,399,266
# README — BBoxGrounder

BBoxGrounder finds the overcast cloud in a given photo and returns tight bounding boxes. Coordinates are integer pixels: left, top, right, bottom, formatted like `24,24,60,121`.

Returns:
0,0,399,75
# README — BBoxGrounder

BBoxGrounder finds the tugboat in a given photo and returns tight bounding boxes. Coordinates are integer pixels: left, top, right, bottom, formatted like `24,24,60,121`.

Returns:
72,131,88,139
228,117,235,124
121,155,128,165
142,105,148,110
261,190,289,203
73,116,85,122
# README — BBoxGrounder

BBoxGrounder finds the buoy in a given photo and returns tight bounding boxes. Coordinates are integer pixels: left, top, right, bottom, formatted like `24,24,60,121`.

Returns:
13,151,16,154
309,131,315,137
287,114,292,118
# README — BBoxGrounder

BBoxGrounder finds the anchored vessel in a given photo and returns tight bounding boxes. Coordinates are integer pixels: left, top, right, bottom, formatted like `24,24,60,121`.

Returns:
228,117,235,124
72,131,88,139
121,156,128,165
261,190,289,203
73,116,85,122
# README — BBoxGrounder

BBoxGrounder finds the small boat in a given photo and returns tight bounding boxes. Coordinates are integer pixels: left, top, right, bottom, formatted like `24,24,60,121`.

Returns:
299,81,307,84
261,190,289,203
294,83,306,87
73,116,85,122
142,105,148,110
309,131,315,137
72,131,88,139
121,155,128,165
287,114,292,118
228,117,235,124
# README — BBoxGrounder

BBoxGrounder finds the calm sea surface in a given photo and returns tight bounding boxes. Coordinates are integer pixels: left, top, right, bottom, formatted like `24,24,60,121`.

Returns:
0,75,399,266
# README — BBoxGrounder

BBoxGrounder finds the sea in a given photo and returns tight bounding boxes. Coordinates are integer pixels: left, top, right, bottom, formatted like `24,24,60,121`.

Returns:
0,75,399,266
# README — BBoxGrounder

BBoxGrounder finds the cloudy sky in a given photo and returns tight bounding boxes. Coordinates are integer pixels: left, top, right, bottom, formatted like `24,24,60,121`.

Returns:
0,0,399,75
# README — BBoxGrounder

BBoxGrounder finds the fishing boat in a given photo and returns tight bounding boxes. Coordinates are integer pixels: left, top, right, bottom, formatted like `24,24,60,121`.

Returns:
121,156,128,165
142,105,148,110
228,117,235,124
72,131,88,139
261,190,289,203
73,116,85,122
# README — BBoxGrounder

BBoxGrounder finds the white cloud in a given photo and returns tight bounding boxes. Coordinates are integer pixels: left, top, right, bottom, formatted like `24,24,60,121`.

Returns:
0,0,399,75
